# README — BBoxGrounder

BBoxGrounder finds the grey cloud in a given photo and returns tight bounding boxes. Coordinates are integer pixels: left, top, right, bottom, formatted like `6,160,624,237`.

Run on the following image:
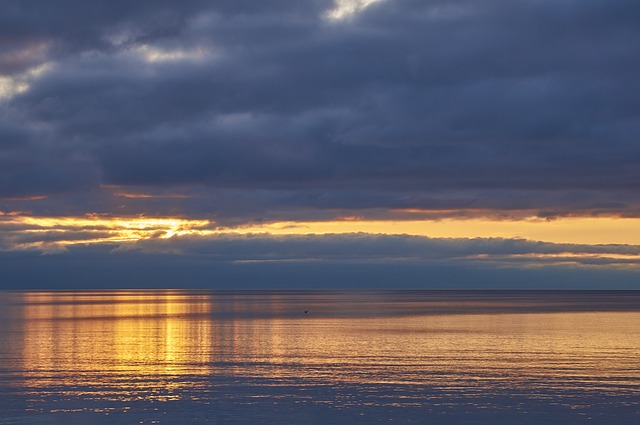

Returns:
0,156,99,198
2,233,640,290
4,246,640,290
1,0,640,218
3,185,640,228
114,233,640,268
3,213,639,268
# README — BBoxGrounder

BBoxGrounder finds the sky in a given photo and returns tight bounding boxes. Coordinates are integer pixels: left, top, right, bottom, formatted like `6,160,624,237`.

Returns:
1,0,640,289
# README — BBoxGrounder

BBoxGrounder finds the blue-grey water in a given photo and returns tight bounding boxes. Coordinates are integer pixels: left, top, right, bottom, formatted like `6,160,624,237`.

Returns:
0,290,639,424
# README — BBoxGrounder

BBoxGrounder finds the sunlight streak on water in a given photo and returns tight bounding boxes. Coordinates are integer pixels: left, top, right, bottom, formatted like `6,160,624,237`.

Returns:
1,290,639,424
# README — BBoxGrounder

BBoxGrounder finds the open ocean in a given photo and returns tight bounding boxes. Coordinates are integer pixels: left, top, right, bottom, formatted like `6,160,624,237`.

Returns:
0,290,639,424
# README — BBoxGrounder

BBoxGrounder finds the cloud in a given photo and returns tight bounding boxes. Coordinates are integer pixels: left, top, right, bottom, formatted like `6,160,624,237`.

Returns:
2,233,640,290
1,0,639,221
2,212,639,270
116,233,640,268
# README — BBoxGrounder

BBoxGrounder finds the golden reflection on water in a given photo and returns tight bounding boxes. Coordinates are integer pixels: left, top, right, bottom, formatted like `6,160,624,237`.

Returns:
20,292,214,400
9,291,640,407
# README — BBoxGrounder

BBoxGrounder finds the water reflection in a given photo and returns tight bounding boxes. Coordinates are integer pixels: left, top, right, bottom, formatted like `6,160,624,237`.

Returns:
18,292,214,401
1,291,639,423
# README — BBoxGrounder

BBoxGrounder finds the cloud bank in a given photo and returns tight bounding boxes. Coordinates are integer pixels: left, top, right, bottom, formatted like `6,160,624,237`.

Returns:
1,0,639,222
2,1,640,289
3,232,640,289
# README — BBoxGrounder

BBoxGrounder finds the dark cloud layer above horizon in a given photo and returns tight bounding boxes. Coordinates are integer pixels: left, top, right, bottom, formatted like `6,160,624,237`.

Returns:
2,0,640,221
2,233,640,289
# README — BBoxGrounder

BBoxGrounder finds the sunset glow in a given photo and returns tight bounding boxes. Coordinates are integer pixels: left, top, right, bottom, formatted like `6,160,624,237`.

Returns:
3,1,640,424
2,213,640,257
2,0,640,288
232,217,640,245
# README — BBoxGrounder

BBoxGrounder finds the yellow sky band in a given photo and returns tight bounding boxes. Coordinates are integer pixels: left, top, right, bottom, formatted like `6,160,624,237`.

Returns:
232,217,640,246
3,214,640,246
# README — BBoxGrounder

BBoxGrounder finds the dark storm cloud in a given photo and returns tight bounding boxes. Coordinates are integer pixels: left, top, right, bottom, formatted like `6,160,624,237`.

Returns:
2,0,640,218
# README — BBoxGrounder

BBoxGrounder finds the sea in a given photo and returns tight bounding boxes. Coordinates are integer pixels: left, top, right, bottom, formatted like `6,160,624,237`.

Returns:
0,290,639,424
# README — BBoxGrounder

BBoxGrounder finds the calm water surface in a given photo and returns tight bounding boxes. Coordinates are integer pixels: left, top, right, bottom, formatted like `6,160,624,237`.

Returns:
0,290,639,424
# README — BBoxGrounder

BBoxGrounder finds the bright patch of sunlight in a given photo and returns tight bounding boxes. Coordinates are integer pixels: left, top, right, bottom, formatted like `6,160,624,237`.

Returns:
134,45,210,63
325,0,382,21
0,63,53,100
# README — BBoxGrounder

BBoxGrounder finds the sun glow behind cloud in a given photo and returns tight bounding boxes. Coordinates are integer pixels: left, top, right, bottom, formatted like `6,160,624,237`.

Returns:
0,215,214,251
1,212,640,273
2,213,640,263
231,217,640,246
